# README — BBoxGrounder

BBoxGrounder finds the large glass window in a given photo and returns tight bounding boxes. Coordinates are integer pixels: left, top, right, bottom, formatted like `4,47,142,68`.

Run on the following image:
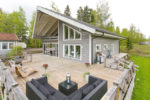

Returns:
63,24,81,40
63,44,81,60
2,43,8,50
64,45,68,56
64,25,68,39
70,45,74,57
75,31,81,39
75,45,81,59
70,28,74,39
9,43,14,49
104,44,109,50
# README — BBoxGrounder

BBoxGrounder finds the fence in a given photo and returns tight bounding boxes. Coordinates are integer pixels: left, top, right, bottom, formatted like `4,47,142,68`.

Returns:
0,60,28,100
102,62,137,100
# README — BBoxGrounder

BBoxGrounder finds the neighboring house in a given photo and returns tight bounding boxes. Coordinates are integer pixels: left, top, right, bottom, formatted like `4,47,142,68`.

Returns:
139,41,150,45
33,6,126,64
0,33,18,57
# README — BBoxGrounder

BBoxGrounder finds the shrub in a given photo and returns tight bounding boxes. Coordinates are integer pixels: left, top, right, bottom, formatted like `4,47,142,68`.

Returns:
8,46,24,58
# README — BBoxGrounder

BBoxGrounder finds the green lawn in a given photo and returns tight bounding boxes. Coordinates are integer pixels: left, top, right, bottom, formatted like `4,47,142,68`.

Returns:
131,56,150,100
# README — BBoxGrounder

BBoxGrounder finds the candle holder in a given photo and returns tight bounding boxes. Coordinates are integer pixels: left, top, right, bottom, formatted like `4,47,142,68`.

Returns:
66,73,71,84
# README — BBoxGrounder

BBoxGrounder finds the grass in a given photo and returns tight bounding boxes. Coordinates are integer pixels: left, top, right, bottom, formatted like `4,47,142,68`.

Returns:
121,44,150,100
131,56,150,100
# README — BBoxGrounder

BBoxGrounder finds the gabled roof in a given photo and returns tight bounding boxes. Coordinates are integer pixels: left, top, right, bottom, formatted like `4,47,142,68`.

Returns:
35,6,126,39
0,33,18,41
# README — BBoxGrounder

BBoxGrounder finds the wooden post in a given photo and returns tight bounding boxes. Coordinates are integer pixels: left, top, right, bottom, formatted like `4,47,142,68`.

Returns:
117,85,120,100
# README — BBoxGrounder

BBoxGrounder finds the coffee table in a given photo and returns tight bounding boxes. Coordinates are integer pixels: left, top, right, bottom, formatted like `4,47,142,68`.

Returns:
58,81,78,95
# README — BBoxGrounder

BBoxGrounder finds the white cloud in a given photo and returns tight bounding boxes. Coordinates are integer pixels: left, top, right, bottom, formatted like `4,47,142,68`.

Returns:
0,0,149,38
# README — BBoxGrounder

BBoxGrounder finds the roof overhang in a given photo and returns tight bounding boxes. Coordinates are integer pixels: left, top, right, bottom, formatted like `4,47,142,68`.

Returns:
36,6,96,33
95,31,126,39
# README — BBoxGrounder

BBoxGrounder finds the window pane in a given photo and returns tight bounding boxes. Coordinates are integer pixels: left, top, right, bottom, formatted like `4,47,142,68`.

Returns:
64,25,68,39
70,45,74,57
75,31,81,39
96,44,101,51
9,43,14,49
2,43,8,50
76,45,80,59
64,45,68,56
70,28,74,39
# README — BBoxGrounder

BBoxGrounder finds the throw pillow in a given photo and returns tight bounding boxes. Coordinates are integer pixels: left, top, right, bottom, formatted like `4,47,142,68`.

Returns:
82,85,94,97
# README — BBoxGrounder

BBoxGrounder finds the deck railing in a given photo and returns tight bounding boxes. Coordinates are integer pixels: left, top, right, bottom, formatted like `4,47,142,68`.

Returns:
0,60,28,100
102,62,137,100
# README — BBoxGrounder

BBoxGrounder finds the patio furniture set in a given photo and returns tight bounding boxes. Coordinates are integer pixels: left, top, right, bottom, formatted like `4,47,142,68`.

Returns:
26,75,107,100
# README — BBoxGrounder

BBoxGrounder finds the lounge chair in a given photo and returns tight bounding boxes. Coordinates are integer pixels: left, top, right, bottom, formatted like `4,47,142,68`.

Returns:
15,66,38,78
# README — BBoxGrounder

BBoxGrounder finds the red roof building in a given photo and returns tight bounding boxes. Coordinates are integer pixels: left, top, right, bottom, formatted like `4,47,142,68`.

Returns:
0,33,18,41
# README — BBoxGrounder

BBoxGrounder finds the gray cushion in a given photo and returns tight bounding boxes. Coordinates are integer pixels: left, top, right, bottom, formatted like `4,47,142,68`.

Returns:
45,84,56,95
93,80,101,88
48,95,57,100
82,85,94,97
38,84,50,97
53,91,67,100
31,79,40,88
69,90,82,100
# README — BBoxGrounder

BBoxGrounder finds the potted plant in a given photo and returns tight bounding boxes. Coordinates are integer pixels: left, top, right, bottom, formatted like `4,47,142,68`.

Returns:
84,62,90,81
42,64,48,76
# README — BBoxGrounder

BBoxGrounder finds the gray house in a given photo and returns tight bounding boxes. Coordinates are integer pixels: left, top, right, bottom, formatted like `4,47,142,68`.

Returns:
0,33,18,57
33,6,126,64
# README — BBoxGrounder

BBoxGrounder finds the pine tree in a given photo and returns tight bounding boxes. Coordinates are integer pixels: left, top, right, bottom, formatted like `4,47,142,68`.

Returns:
77,7,83,21
127,37,133,52
116,26,121,35
64,5,71,16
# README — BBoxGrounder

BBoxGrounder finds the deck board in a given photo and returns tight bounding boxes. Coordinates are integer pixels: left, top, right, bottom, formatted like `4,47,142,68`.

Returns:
11,53,123,94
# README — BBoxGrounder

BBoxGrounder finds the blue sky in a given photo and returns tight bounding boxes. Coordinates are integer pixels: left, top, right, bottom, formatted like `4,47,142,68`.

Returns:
0,0,149,38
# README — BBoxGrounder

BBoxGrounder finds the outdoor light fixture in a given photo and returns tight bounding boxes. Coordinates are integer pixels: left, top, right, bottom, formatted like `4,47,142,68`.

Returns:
66,73,71,84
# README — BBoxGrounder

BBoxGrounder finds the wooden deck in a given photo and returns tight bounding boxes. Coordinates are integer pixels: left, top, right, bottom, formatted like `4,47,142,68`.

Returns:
11,53,123,94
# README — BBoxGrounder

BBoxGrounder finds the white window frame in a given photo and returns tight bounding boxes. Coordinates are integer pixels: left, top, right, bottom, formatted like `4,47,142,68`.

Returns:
63,44,82,60
96,44,102,52
9,42,15,50
63,24,82,41
104,44,109,50
2,42,8,50
110,44,114,54
0,42,1,50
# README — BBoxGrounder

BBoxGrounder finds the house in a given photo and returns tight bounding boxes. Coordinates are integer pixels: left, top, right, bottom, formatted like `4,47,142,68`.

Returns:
0,33,18,57
33,6,126,64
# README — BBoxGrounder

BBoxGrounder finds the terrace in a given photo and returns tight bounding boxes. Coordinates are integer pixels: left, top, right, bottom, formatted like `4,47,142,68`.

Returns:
10,53,124,94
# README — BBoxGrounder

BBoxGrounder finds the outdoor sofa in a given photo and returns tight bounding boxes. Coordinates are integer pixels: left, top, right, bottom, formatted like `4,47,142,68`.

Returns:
26,75,107,100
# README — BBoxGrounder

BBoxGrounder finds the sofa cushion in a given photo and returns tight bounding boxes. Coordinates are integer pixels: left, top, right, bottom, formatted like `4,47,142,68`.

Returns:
89,76,97,84
93,80,101,88
31,79,41,88
53,91,67,100
69,90,82,100
45,84,56,95
48,95,57,100
82,85,94,97
38,84,51,97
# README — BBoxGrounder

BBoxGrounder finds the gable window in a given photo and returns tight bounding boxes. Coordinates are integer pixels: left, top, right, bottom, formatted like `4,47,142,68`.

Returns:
70,28,74,39
96,44,101,52
2,43,8,50
64,25,69,39
63,44,81,60
63,24,81,40
75,31,80,39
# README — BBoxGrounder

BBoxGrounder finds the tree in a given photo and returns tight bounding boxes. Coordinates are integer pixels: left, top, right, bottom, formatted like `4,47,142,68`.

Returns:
28,12,42,48
77,6,94,23
0,7,28,42
126,37,133,52
51,1,60,12
116,26,121,35
64,5,71,16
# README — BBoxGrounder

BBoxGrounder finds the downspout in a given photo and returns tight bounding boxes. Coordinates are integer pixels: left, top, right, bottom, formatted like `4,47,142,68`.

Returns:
91,32,104,64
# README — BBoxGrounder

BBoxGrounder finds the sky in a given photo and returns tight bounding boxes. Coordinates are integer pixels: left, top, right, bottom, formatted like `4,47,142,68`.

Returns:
0,0,150,38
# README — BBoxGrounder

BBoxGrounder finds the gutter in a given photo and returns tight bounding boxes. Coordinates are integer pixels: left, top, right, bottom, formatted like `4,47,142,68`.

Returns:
91,32,104,64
